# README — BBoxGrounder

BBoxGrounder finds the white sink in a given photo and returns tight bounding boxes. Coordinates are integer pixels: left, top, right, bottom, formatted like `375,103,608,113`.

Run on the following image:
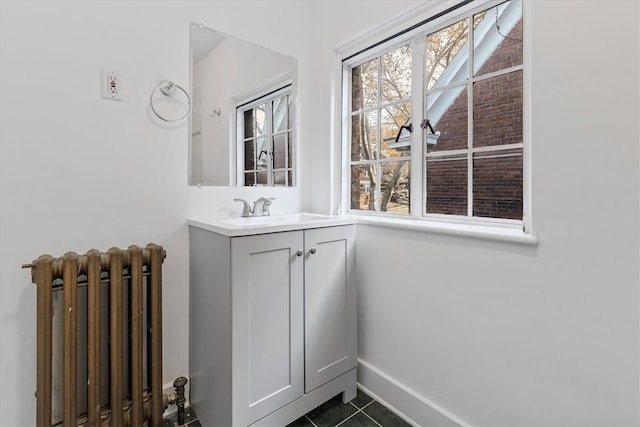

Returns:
188,213,356,236
217,213,327,227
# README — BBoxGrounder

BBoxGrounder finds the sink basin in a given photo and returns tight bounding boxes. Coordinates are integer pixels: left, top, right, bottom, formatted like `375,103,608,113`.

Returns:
217,213,328,227
188,213,356,236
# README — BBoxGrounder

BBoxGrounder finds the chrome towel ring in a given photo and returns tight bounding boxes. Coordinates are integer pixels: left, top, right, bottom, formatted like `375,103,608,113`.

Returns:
150,80,192,123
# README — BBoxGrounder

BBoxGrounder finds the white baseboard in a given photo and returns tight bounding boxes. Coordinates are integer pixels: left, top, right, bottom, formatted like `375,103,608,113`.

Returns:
357,359,471,427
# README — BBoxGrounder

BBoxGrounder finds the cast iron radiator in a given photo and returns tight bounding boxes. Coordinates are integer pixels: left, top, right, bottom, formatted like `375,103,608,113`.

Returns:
24,244,166,427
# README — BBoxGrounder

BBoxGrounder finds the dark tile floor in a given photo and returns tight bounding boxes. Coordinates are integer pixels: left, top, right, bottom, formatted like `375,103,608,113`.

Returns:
163,406,201,427
164,388,411,427
287,389,411,427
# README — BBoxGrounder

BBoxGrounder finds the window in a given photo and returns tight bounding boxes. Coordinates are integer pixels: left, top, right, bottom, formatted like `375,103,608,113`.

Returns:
350,44,412,213
344,0,525,228
238,85,294,186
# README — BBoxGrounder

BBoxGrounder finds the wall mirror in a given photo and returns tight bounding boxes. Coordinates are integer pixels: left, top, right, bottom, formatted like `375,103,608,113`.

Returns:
189,23,297,187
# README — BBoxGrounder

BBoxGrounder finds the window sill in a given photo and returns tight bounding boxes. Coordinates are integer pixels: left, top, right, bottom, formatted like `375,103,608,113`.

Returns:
353,215,538,245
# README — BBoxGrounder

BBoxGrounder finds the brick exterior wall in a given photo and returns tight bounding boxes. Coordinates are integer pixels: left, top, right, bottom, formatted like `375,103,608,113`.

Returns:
427,156,468,215
473,149,523,218
427,18,523,219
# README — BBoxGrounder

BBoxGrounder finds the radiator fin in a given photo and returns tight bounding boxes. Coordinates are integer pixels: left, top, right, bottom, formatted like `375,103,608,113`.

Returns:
27,244,166,427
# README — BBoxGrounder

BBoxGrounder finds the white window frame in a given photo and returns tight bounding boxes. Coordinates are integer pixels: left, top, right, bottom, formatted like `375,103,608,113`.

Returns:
347,41,413,214
234,73,295,187
337,0,534,242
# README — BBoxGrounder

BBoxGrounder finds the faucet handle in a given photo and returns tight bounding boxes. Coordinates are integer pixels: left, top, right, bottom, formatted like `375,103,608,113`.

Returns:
254,197,275,216
263,198,273,216
233,198,252,217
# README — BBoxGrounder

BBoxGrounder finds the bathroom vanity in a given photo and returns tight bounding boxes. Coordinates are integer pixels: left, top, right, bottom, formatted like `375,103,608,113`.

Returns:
188,214,357,426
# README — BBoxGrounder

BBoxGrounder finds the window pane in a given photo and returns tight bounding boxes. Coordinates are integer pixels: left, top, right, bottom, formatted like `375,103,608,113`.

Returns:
426,155,467,216
238,87,293,188
426,17,470,91
244,140,255,170
256,105,266,136
273,134,287,169
473,148,522,219
381,45,412,105
473,70,522,147
273,95,288,132
352,58,378,111
427,86,467,153
256,137,269,169
244,110,254,138
273,171,286,186
381,102,411,158
256,171,268,185
380,161,410,214
350,164,376,211
351,112,378,161
474,0,522,76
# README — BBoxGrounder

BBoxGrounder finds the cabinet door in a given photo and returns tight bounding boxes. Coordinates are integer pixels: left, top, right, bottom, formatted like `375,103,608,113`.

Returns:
304,225,357,392
231,231,304,426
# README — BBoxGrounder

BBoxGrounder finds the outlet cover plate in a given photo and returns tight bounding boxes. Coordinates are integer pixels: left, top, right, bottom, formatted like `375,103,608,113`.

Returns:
102,69,124,101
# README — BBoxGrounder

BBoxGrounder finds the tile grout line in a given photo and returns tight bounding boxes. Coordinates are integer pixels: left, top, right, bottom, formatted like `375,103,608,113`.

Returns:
357,400,384,427
334,409,362,427
360,400,376,411
333,400,381,427
360,399,383,427
304,414,320,427
360,409,384,427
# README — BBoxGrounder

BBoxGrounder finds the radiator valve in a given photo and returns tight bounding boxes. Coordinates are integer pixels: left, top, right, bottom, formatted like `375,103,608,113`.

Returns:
163,376,188,425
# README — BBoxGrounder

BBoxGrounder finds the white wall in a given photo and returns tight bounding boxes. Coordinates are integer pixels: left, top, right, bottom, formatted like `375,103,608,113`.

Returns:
2,1,638,426
0,2,308,425
307,1,638,426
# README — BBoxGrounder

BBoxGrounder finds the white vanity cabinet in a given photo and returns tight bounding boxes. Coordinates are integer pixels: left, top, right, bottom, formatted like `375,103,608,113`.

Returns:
189,220,357,427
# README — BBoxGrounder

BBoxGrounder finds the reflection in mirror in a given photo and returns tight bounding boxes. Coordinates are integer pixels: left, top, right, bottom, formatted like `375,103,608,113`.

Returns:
189,23,297,187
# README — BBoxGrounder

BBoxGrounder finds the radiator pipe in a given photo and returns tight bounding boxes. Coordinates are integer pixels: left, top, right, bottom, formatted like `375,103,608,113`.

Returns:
163,376,188,425
174,376,188,425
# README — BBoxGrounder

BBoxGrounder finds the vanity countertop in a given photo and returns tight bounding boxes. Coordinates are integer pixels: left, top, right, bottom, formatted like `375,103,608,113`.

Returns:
188,213,356,237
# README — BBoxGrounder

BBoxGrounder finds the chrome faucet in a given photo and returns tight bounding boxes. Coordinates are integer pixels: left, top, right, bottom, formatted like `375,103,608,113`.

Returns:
234,197,275,217
253,197,274,216
233,198,253,217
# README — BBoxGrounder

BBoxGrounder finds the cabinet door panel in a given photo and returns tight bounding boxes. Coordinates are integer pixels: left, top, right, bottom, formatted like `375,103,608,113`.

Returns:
304,226,357,392
232,231,304,426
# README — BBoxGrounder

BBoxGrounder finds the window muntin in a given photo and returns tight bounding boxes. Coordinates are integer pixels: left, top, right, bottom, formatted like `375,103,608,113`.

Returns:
349,44,412,214
345,0,524,226
425,0,523,220
239,86,293,187
426,17,471,91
